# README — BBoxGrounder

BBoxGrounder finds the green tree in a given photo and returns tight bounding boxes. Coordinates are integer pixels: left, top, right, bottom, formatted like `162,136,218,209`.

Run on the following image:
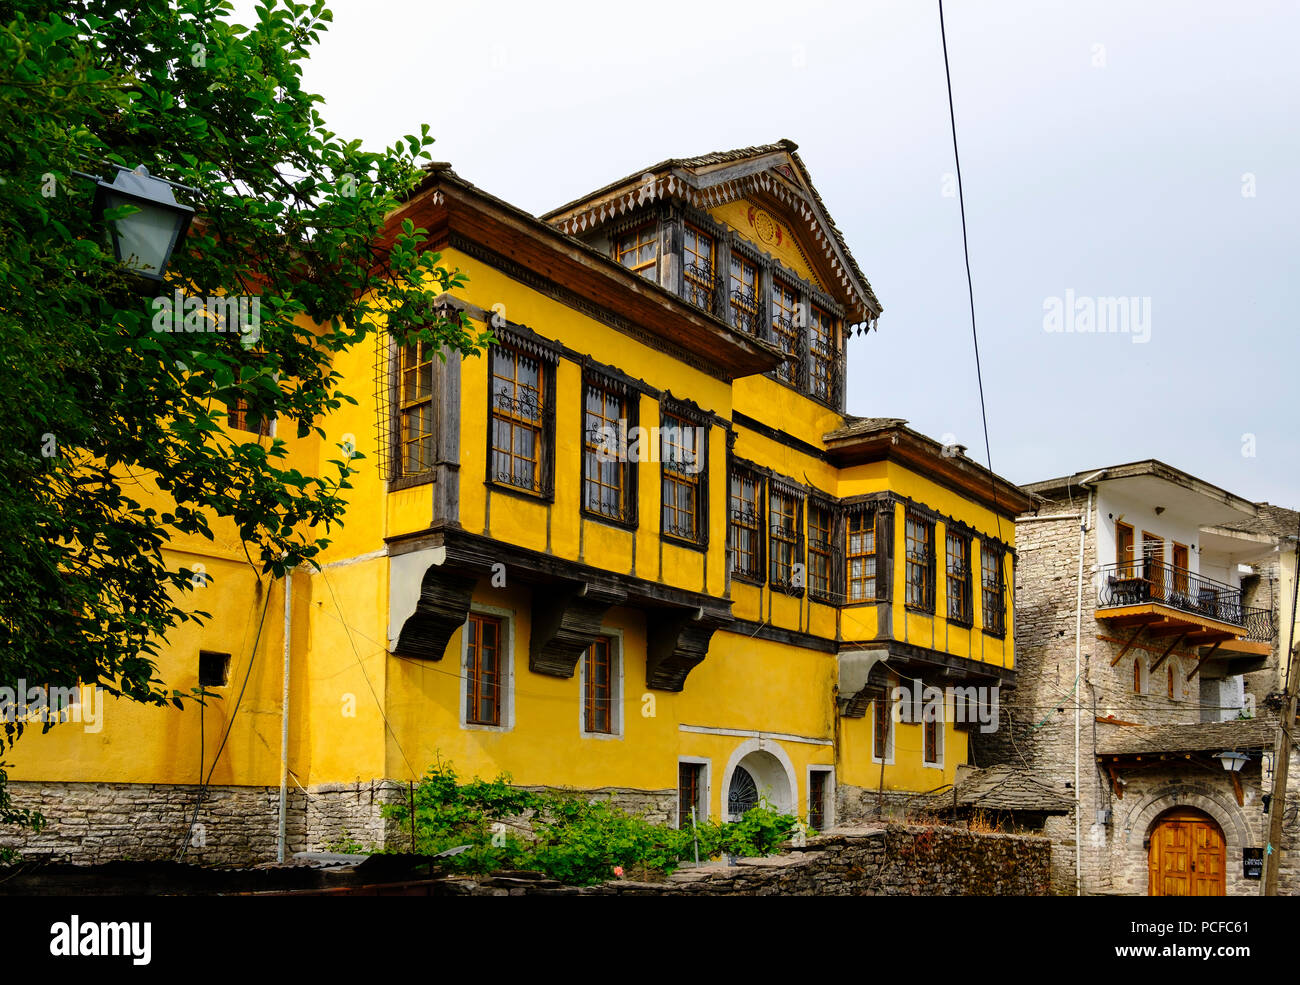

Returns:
0,0,491,837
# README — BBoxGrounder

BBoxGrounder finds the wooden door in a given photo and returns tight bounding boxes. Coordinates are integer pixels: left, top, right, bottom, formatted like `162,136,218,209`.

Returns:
1148,809,1226,896
1116,522,1134,577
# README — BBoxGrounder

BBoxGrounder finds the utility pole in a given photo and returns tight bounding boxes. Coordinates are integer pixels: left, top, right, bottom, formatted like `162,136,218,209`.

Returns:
1261,522,1300,896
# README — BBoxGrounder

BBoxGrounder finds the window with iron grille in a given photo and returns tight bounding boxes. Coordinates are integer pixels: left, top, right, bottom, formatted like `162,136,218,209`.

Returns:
490,344,546,494
682,225,715,310
981,543,1006,638
678,761,706,829
905,512,936,612
728,467,764,582
661,411,704,544
396,338,434,474
582,636,614,735
808,502,835,601
728,253,760,335
946,530,973,624
808,770,829,830
582,380,633,524
770,280,800,385
847,509,877,602
465,613,503,727
614,223,658,280
808,304,836,403
769,487,802,591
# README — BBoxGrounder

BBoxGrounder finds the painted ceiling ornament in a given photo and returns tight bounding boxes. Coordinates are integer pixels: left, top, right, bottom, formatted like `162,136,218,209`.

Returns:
747,206,782,246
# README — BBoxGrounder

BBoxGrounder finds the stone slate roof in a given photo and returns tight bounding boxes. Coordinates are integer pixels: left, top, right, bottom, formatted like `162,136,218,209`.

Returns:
822,415,909,439
1096,717,1279,756
923,765,1073,814
1217,502,1300,539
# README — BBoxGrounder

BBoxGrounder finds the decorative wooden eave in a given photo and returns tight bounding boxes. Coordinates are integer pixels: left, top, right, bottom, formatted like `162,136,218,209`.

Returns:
538,139,883,330
382,168,782,383
821,422,1036,520
387,526,732,691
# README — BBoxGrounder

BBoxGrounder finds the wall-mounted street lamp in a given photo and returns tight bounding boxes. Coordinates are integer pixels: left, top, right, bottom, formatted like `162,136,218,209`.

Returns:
90,164,195,282
1215,751,1249,772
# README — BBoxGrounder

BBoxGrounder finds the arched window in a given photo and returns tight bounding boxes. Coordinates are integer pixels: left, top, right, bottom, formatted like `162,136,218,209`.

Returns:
1133,658,1142,694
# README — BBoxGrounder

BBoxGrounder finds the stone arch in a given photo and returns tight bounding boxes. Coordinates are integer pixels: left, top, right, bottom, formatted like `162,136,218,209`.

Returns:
1121,782,1250,851
720,738,797,820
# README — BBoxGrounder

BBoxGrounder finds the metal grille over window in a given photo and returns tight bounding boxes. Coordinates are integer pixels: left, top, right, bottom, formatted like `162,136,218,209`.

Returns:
769,487,801,591
808,304,838,405
808,503,834,600
905,512,936,612
727,765,758,821
583,382,629,522
491,346,544,492
728,469,763,581
682,225,715,311
661,412,702,542
982,545,1006,637
728,254,760,335
770,280,801,385
946,530,972,624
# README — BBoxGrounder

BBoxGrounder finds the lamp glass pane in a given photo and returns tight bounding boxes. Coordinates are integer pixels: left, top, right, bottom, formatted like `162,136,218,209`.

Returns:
107,193,180,278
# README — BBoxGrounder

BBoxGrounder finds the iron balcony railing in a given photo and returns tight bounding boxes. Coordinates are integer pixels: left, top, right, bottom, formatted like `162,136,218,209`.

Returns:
682,262,717,312
1243,606,1277,643
1097,560,1247,628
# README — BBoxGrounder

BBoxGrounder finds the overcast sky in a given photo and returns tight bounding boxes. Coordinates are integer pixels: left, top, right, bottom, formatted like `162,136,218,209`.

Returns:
245,0,1299,508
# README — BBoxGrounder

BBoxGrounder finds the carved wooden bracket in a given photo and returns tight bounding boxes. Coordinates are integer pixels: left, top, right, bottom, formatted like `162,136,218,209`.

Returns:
392,568,478,661
646,608,728,691
529,582,628,678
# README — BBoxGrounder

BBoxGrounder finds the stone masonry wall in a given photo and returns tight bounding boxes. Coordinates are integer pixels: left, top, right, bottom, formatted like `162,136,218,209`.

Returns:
437,825,1051,896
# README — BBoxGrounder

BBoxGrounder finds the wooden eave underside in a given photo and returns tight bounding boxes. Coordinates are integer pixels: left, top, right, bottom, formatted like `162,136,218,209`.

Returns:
823,430,1036,519
545,165,880,326
386,178,782,382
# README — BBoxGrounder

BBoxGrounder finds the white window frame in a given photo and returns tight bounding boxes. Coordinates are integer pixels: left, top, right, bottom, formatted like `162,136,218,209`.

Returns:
676,756,711,830
579,627,624,739
459,603,515,732
806,765,836,830
872,692,895,765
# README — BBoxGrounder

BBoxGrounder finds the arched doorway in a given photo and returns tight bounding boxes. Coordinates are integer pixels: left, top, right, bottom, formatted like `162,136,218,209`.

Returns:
1148,807,1226,896
723,749,794,821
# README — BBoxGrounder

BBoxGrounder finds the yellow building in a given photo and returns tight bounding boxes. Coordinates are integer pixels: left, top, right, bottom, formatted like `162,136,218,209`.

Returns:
2,141,1034,862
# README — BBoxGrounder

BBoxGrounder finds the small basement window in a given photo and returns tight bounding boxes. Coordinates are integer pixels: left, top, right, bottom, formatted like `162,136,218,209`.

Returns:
199,651,231,688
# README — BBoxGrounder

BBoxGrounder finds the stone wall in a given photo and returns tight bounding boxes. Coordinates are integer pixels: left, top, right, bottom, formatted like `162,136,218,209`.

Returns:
435,825,1051,896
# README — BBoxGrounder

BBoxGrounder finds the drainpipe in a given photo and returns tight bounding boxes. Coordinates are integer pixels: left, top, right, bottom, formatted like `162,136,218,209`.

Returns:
277,566,293,863
1073,469,1107,896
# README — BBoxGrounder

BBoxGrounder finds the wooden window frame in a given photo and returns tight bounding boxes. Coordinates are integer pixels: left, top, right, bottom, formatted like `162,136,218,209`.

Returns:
770,279,801,386
981,542,1007,639
728,466,765,584
682,224,715,309
807,768,832,830
614,222,658,280
769,486,804,594
1133,656,1143,694
1116,521,1135,577
728,252,760,334
846,508,878,603
807,304,837,404
807,501,836,603
872,684,895,765
580,634,620,737
659,408,707,548
1172,542,1190,596
945,529,973,625
923,715,943,768
677,758,709,829
905,512,936,613
227,396,271,438
487,341,554,500
463,611,507,729
581,377,636,527
396,338,435,476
